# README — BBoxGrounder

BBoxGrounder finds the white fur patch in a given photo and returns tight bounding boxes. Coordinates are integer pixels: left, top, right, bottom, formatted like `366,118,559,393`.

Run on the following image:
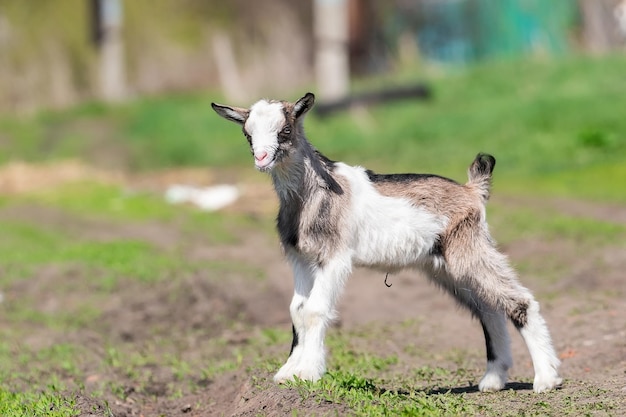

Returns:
245,100,285,169
334,163,448,270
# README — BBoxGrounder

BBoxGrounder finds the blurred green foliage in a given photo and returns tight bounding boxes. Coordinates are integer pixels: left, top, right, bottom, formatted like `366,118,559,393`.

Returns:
2,54,625,202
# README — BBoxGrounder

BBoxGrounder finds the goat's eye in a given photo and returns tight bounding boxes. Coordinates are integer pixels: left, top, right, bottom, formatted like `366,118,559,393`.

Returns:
281,127,291,135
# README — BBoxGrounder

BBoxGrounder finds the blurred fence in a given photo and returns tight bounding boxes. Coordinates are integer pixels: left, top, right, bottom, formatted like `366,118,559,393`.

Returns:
0,0,313,113
0,0,624,113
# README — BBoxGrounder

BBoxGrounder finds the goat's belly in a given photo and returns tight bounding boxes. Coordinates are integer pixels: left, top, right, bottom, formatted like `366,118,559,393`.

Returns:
336,162,447,270
351,223,439,270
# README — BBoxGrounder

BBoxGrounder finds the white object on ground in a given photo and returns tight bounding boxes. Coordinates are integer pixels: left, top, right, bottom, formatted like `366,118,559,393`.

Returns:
165,184,239,211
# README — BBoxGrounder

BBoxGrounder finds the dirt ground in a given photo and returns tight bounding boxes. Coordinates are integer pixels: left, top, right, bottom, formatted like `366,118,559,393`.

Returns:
1,164,625,416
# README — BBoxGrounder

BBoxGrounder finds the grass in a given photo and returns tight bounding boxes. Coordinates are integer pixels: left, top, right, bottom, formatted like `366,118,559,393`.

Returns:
281,326,619,417
23,181,241,244
278,323,481,416
487,201,626,245
287,372,479,417
0,218,184,289
0,387,77,417
0,54,625,415
0,337,83,416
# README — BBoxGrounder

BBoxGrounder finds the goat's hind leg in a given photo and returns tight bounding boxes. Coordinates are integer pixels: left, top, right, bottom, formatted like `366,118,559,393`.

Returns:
511,297,562,392
457,250,561,393
481,252,561,392
477,308,512,391
433,272,512,392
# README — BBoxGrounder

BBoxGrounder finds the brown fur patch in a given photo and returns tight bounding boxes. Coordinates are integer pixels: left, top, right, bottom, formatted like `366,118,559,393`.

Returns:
509,301,529,329
371,176,482,221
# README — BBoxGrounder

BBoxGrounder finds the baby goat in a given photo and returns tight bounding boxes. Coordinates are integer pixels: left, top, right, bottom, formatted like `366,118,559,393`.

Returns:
212,93,562,393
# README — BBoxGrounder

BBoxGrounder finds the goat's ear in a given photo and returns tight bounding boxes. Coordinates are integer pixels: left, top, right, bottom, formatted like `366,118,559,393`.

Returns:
211,102,249,125
293,92,315,119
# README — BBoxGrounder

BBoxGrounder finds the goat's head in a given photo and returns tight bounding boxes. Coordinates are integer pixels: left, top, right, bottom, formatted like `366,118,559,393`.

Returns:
212,93,315,172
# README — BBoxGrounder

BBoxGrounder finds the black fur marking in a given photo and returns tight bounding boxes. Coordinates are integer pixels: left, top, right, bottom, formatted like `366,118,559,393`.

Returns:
275,147,342,249
311,150,343,195
278,131,292,143
429,235,444,257
470,153,496,177
294,93,315,119
277,199,302,248
279,108,294,143
242,127,252,145
211,102,248,125
289,324,299,356
366,171,459,185
510,301,529,329
481,322,497,362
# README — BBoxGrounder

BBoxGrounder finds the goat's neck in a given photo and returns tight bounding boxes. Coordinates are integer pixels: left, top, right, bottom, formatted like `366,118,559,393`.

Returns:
270,140,325,204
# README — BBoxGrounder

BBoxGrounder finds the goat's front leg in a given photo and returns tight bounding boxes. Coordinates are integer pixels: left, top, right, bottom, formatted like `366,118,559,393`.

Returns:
274,255,314,383
274,254,351,383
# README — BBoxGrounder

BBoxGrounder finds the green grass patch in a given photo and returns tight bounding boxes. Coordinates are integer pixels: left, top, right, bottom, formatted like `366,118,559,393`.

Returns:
488,202,626,245
306,55,626,203
32,182,178,221
0,219,184,287
279,328,618,417
504,161,626,203
0,387,78,417
0,339,86,416
16,181,241,245
266,317,620,417
31,181,235,237
123,95,248,170
286,366,478,416
278,326,478,416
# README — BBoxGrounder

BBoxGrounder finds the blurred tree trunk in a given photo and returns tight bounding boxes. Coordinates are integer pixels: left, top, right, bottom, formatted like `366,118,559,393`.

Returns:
314,0,349,101
91,0,126,101
211,32,246,102
579,0,624,53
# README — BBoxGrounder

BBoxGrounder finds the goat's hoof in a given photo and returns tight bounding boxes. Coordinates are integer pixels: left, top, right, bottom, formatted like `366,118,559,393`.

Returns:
273,367,296,384
478,372,506,392
293,368,323,382
273,373,291,384
273,366,323,384
533,374,562,393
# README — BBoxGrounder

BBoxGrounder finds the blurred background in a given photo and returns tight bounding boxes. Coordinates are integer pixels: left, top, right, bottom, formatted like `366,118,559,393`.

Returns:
1,0,625,198
0,0,625,111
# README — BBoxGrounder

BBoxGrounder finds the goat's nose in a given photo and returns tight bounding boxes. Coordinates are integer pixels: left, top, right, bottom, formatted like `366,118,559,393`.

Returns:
254,151,268,162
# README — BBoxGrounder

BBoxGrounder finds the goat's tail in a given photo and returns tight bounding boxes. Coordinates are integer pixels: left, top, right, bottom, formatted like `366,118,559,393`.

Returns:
467,153,496,202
